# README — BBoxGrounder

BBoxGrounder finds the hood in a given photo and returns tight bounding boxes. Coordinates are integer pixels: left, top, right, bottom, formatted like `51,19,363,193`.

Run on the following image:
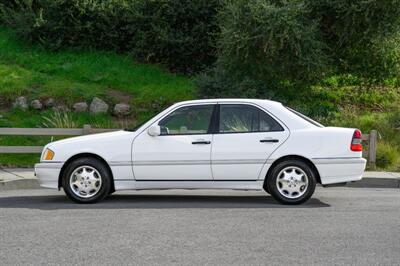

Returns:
47,130,135,148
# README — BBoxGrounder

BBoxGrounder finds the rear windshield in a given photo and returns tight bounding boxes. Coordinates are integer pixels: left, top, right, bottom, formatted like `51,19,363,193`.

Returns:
286,107,324,128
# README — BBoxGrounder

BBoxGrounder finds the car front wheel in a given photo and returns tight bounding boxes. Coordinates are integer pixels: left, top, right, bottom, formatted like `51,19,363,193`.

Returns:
62,157,111,204
266,160,316,205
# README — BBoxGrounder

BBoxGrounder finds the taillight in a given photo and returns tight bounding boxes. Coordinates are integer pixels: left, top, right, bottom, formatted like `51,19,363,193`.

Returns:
350,129,362,151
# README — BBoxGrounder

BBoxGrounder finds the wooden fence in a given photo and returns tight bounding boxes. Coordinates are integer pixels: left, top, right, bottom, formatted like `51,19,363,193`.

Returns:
0,126,378,169
362,130,378,169
0,125,117,154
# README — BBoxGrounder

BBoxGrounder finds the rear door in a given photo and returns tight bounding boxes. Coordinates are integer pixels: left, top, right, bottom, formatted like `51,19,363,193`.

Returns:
211,103,289,180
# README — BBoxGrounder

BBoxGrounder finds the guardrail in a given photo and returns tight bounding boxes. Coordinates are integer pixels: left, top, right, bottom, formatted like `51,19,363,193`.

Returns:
0,124,117,154
0,126,378,169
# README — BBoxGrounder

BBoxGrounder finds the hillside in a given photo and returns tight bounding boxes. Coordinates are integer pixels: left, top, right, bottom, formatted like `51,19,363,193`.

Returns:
0,27,195,120
0,25,400,170
0,27,195,166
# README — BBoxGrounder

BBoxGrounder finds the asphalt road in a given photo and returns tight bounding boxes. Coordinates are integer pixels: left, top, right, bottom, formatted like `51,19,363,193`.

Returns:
0,187,399,265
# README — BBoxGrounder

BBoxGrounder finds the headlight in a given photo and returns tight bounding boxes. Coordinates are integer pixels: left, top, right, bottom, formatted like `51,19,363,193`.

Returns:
42,148,55,161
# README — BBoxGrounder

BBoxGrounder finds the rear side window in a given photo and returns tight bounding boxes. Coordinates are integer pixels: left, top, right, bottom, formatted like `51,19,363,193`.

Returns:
219,104,283,133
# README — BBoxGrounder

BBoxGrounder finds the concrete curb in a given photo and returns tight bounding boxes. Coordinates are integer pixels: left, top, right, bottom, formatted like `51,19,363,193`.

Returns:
0,177,399,191
347,178,400,189
0,179,40,191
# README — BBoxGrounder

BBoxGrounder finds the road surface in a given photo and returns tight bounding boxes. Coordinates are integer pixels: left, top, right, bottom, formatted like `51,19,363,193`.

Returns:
0,187,399,265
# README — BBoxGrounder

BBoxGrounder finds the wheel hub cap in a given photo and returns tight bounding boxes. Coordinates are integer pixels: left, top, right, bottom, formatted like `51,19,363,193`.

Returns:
69,166,102,198
276,166,309,199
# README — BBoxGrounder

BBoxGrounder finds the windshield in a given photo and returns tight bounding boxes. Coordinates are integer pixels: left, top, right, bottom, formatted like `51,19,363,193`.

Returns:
286,107,324,128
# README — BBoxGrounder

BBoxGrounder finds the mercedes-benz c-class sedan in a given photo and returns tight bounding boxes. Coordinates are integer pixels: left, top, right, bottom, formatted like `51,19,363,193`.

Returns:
35,99,366,204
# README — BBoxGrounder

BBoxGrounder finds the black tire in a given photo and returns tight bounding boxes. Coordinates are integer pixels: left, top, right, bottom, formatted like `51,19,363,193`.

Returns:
265,160,316,205
62,157,112,204
264,185,270,194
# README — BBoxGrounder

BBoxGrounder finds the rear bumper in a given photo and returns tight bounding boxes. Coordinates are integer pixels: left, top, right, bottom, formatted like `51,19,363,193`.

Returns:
313,158,367,185
34,162,63,189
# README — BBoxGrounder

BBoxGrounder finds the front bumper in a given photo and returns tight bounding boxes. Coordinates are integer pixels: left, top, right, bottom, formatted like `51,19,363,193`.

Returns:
313,157,367,185
34,162,63,189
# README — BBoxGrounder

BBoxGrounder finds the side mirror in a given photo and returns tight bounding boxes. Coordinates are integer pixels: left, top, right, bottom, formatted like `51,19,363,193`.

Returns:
147,125,161,136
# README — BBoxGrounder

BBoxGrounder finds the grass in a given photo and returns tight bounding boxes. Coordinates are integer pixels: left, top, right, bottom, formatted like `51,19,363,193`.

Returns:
0,26,195,110
0,26,195,167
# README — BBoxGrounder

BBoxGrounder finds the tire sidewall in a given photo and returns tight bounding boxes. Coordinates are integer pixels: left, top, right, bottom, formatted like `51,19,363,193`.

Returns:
62,158,111,204
267,160,316,205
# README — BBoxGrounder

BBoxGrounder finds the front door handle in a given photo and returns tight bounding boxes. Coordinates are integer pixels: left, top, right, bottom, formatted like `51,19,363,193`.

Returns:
192,140,211,145
260,138,279,143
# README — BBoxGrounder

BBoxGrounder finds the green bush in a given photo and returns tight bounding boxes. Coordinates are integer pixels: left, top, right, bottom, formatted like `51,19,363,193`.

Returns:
196,67,270,99
376,142,400,170
0,0,18,8
387,110,400,130
198,0,400,101
310,0,400,80
217,0,328,83
2,0,399,77
0,0,220,74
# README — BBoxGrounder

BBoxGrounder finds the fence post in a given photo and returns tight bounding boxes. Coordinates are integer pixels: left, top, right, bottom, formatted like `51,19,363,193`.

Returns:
83,124,92,135
368,130,377,170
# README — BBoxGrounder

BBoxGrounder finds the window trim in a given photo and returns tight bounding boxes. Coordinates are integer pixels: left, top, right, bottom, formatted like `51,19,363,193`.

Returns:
157,104,217,136
215,103,285,134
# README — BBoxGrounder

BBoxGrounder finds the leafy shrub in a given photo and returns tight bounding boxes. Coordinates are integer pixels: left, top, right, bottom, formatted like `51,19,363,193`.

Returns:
2,0,399,77
0,0,19,9
195,67,337,118
0,0,220,74
128,1,220,73
196,67,270,99
198,0,400,101
387,110,400,130
376,142,399,169
310,0,400,80
217,0,328,83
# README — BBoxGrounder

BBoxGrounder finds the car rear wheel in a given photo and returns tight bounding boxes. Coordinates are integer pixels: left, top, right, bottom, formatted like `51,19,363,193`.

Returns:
62,157,111,204
265,160,316,205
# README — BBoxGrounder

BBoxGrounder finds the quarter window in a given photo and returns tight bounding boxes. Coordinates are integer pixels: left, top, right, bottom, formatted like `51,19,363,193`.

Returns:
159,105,214,135
219,105,283,133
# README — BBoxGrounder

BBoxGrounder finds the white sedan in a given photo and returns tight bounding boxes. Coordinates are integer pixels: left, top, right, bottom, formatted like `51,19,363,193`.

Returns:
35,99,366,204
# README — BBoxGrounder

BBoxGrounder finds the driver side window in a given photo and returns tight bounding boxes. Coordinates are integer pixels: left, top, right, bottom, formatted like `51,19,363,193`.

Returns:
158,105,214,135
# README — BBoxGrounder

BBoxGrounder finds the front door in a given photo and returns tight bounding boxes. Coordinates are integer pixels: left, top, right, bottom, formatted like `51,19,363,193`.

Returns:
132,104,215,180
211,104,289,180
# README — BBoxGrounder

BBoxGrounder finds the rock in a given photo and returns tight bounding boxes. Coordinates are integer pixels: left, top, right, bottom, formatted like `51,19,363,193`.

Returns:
30,99,43,110
73,102,88,112
53,105,70,112
90,97,108,114
13,96,28,110
44,98,55,108
113,103,131,116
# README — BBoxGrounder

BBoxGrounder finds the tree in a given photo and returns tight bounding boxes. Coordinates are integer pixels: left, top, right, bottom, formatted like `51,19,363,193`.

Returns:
198,0,400,99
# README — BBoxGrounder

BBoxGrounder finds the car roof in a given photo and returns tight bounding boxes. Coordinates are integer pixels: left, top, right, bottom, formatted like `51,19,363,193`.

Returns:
175,98,282,106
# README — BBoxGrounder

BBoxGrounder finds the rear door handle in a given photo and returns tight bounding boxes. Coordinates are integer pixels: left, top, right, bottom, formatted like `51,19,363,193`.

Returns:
260,138,279,143
192,140,211,145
